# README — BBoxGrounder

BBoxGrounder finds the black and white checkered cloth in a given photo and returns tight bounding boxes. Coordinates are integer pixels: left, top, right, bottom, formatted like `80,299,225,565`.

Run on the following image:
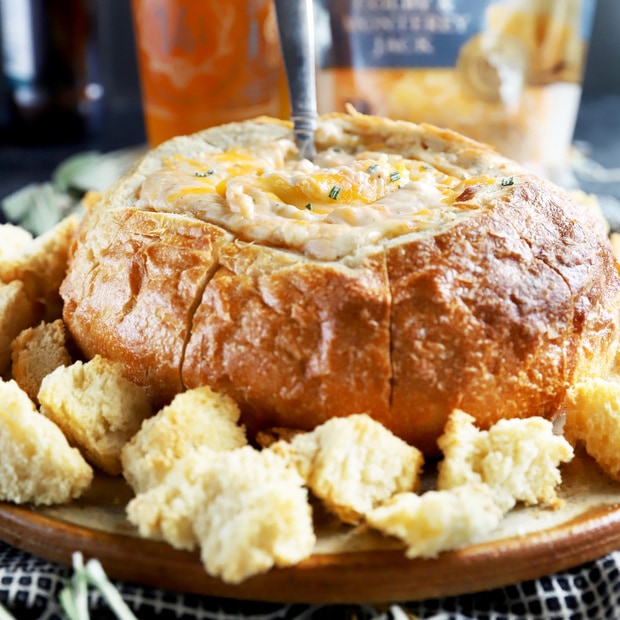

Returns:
2,541,620,620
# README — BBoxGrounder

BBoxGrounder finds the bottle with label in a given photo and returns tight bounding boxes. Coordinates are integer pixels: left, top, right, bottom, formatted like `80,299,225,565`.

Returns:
130,0,288,146
0,0,104,145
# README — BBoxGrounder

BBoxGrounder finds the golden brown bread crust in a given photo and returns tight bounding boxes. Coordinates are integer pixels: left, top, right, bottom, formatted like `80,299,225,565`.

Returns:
182,243,392,437
60,112,620,453
387,177,620,449
62,208,232,403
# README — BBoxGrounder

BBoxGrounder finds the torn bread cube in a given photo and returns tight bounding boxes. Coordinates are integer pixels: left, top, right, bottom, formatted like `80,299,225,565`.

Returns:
564,377,620,481
437,410,573,512
38,355,152,476
0,214,78,319
0,223,33,261
0,379,92,504
127,445,315,584
270,413,424,524
121,385,247,494
366,484,503,559
0,280,39,376
10,319,72,404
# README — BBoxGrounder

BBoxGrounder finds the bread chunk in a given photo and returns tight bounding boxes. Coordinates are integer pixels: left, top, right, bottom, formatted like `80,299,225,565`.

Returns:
0,224,33,261
0,215,78,320
437,410,573,512
365,484,502,559
0,379,92,504
121,385,247,494
10,319,72,403
0,280,39,376
270,413,424,524
38,355,152,475
126,446,315,584
564,377,620,481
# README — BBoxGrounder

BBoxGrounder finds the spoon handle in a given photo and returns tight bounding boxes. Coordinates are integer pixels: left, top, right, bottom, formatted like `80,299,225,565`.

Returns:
274,0,317,160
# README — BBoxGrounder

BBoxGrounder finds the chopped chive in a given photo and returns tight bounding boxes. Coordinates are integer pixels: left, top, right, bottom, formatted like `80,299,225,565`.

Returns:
195,169,216,177
390,171,401,182
305,203,312,210
501,176,514,186
328,186,341,200
367,164,379,174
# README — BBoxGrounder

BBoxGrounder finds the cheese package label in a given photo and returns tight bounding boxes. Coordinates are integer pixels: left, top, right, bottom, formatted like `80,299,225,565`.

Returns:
314,0,597,180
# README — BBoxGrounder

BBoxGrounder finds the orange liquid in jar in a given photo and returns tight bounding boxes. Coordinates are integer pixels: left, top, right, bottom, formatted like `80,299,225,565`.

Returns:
131,0,288,146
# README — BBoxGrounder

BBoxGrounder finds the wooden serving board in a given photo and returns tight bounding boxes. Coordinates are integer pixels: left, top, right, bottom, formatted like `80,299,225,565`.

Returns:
1,450,620,604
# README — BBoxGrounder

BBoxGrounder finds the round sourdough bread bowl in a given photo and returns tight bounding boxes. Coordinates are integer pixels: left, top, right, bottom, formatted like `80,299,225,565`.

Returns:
60,110,620,454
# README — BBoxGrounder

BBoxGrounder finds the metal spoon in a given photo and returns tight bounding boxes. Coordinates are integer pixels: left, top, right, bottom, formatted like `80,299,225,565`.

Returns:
274,0,318,161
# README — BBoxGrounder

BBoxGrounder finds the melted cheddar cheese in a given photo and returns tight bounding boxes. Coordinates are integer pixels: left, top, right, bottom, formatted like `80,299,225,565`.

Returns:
137,138,506,261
